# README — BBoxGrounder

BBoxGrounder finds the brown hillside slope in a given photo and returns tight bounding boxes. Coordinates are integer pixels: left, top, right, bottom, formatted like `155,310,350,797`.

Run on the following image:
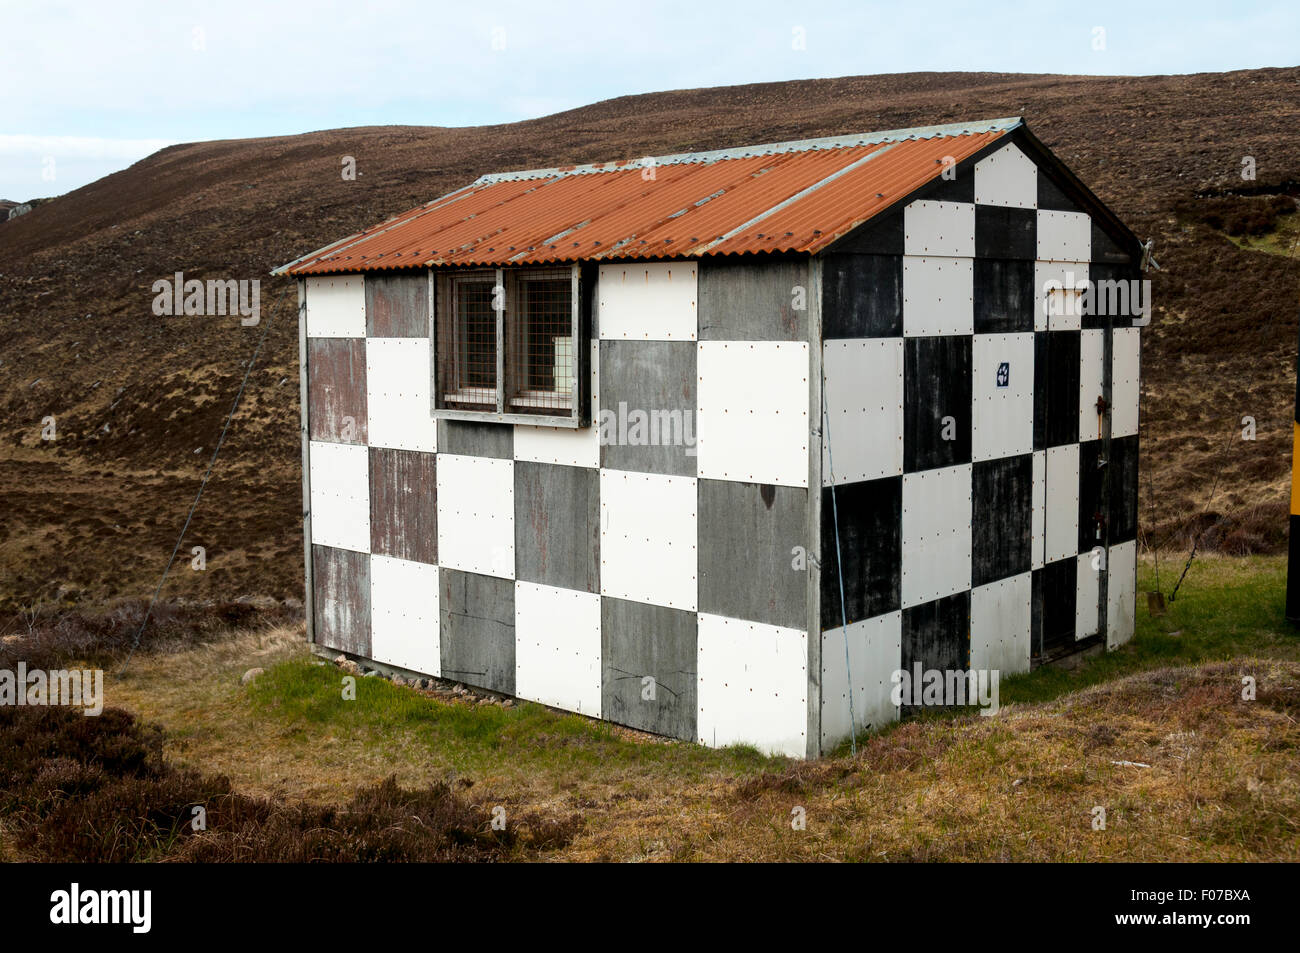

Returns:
0,69,1297,608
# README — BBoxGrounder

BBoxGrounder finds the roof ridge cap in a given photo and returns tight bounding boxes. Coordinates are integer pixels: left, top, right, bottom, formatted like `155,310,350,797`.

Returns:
473,116,1023,185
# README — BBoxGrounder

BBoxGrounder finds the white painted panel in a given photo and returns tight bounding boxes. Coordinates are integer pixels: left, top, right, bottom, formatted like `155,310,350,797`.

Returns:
820,611,901,751
305,275,366,338
974,143,1037,209
370,556,440,675
822,338,903,485
514,340,599,467
696,341,809,487
1076,551,1100,639
970,573,1031,676
904,200,976,257
308,440,370,553
1079,328,1106,442
901,464,972,609
902,256,974,337
697,613,807,758
599,470,697,610
1044,444,1079,564
514,582,601,716
597,262,697,341
1035,261,1088,332
1037,210,1091,262
1107,539,1137,649
1031,450,1046,569
1111,327,1140,439
972,332,1034,462
436,454,515,578
366,338,437,452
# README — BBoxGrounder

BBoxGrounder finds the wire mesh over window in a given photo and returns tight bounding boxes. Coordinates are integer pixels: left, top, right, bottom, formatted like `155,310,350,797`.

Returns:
509,273,574,415
436,274,498,410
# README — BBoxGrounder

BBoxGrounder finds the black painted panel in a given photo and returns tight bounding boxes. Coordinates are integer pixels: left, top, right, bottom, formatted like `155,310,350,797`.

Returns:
904,335,972,472
1085,262,1142,329
923,167,975,204
974,258,1034,334
1076,433,1140,552
820,476,901,629
1037,557,1077,654
972,454,1033,586
1041,330,1080,448
1037,172,1082,212
830,209,904,255
1078,438,1106,555
1109,434,1139,544
1091,221,1133,265
822,253,903,338
902,591,971,674
975,205,1036,260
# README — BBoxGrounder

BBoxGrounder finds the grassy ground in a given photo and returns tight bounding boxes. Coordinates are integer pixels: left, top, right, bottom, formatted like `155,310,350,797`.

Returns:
14,553,1300,861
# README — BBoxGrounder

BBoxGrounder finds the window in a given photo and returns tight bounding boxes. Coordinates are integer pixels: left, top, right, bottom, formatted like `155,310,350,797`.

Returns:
434,266,583,426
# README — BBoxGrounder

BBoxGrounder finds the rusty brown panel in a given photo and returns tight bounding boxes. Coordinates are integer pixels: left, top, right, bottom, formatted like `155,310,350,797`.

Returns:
308,338,368,444
369,447,437,564
311,544,371,656
365,272,429,337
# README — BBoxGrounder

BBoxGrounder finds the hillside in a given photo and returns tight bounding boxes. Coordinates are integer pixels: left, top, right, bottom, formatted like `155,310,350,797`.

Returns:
0,68,1297,609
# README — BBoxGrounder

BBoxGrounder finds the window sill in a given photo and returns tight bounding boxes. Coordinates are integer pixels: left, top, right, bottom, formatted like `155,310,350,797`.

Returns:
431,406,584,429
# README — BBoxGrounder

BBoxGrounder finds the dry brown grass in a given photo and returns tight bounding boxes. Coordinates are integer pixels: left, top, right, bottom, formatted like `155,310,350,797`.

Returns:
82,624,1300,862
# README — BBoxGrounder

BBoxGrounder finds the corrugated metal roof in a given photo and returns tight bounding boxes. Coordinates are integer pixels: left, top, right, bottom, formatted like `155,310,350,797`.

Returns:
276,117,1022,276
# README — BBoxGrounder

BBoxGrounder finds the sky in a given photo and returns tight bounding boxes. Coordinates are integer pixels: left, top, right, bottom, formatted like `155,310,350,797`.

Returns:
2,0,1296,200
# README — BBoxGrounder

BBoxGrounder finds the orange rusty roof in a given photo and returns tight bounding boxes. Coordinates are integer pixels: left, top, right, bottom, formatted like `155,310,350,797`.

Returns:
275,117,1022,276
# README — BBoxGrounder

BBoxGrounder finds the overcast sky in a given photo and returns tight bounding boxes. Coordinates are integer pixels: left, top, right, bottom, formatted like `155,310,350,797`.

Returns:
2,0,1296,199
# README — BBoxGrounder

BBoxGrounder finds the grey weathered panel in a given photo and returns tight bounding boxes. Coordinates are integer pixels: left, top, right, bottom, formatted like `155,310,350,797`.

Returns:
308,338,367,444
514,461,599,593
598,339,696,476
311,544,371,656
698,479,807,628
699,258,808,341
366,272,429,337
369,447,437,564
437,419,513,459
600,597,697,741
439,568,515,694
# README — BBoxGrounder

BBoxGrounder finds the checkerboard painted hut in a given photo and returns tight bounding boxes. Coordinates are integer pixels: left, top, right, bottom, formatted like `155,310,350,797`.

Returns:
274,117,1145,758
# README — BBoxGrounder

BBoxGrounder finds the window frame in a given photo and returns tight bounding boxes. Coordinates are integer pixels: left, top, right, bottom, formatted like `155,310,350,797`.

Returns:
430,263,585,429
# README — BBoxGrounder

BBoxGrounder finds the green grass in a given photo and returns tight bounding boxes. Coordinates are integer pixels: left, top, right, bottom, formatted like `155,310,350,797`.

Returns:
239,554,1295,795
246,660,772,782
1001,554,1296,706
